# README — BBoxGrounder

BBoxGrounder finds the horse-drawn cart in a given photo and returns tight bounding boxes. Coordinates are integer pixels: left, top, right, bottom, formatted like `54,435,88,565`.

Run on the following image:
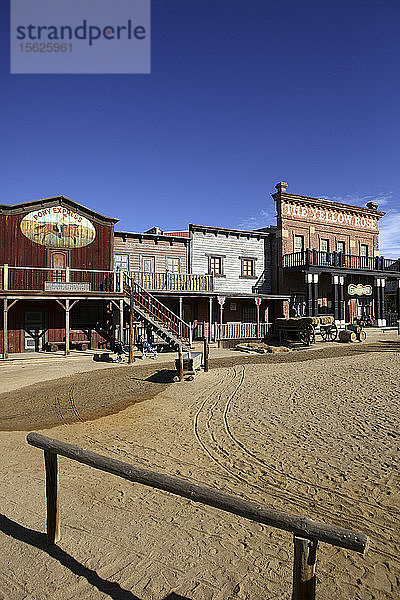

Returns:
276,315,338,346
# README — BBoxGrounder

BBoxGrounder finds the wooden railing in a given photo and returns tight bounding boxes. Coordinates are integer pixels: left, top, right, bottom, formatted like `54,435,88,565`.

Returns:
124,273,192,342
283,251,400,272
215,322,272,340
27,432,368,600
130,271,213,292
1,265,121,293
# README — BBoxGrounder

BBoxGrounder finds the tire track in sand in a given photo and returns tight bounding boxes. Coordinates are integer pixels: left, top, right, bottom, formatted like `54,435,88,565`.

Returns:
194,365,400,564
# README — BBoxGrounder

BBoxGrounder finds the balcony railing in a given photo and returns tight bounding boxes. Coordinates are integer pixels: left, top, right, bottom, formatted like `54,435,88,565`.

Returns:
0,265,120,293
283,250,400,273
0,266,215,294
129,271,214,292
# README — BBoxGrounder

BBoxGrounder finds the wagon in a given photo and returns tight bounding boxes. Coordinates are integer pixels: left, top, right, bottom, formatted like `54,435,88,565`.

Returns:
275,315,338,346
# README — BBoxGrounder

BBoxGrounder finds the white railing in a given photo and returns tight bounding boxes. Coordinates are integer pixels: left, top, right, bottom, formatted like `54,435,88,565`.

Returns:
130,271,213,292
215,322,272,340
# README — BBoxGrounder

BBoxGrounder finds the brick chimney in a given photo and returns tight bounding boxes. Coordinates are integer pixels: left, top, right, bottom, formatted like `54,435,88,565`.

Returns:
275,182,288,194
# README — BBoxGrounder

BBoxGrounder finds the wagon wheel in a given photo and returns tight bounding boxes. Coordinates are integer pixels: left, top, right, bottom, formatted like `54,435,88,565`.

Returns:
298,323,315,345
320,323,338,342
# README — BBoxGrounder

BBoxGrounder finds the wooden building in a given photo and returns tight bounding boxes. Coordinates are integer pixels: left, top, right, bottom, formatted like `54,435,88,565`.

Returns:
0,196,122,356
270,182,400,325
189,224,288,340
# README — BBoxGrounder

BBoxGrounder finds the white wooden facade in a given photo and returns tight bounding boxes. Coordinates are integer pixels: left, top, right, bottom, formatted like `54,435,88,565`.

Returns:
189,224,272,294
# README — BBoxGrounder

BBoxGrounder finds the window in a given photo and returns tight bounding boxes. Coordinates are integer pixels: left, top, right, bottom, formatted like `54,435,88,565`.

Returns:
166,256,180,273
242,303,257,323
337,241,345,254
141,256,155,272
241,258,256,277
294,235,304,253
320,239,329,252
114,254,129,271
360,244,368,257
209,256,223,276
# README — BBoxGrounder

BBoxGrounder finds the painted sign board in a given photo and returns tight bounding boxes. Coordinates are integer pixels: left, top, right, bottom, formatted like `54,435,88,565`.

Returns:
44,282,91,292
21,207,96,248
348,284,372,296
282,202,378,231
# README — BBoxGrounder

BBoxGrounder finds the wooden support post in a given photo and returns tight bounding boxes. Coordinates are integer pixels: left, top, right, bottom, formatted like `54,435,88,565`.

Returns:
119,299,124,342
65,299,70,356
292,536,318,600
3,263,8,290
208,296,213,342
129,288,134,364
179,296,183,320
203,338,209,372
178,345,184,382
255,297,261,338
44,450,60,544
3,298,8,359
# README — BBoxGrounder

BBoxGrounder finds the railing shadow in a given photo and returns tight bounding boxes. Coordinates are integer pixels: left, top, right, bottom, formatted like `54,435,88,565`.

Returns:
0,514,192,600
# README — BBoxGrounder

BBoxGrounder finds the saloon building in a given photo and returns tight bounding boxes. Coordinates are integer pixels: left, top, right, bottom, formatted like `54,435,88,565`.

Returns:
270,182,400,326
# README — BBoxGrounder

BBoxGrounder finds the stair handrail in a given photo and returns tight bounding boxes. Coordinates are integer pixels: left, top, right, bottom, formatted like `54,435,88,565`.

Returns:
123,272,192,341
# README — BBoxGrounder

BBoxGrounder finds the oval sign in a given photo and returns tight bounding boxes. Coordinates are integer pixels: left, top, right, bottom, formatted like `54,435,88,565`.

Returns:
20,207,96,249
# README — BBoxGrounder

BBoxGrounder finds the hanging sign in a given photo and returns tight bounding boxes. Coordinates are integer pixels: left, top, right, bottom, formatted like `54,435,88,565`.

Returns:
348,284,372,296
20,207,96,248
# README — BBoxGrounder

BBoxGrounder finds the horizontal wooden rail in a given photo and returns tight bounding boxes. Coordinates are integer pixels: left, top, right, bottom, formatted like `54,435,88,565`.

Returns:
27,432,367,553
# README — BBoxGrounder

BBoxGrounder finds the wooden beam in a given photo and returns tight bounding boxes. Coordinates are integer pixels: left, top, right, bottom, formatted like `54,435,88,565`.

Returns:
128,288,134,364
178,345,184,382
119,299,124,343
27,432,368,554
3,298,8,359
292,537,318,600
203,338,209,372
44,450,60,544
65,299,70,356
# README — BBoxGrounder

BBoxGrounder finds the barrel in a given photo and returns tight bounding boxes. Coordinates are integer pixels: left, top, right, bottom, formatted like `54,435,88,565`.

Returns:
339,329,357,343
357,330,367,342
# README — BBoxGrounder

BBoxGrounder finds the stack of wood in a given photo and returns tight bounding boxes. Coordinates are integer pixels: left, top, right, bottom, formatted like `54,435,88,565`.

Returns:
276,315,334,326
234,342,291,354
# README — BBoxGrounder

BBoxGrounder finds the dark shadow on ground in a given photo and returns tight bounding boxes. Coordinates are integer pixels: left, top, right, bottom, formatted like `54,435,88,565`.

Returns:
145,370,177,384
0,514,142,599
129,370,177,384
0,514,193,600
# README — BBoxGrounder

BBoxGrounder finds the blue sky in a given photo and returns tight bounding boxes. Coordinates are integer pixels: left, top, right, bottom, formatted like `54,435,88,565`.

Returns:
1,0,399,256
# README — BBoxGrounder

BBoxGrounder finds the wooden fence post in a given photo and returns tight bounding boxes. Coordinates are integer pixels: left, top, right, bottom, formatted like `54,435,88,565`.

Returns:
129,289,134,364
44,450,60,544
292,536,318,600
178,345,184,382
203,338,209,372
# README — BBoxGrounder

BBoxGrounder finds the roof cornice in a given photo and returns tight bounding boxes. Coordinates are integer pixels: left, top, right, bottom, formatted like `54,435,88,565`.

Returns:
272,192,385,218
0,195,119,224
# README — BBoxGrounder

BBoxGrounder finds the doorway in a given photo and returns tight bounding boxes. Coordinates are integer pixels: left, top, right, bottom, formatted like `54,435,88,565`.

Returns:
24,310,45,352
49,250,68,282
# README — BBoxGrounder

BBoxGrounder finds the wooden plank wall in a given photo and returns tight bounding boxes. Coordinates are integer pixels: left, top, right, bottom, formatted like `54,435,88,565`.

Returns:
191,230,271,294
114,234,188,273
0,212,114,271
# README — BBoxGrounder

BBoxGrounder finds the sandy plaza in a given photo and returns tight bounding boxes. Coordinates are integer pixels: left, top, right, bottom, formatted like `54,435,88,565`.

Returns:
0,331,399,599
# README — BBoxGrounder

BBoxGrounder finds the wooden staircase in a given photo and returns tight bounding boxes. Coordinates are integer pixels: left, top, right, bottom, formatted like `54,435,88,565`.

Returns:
123,273,192,350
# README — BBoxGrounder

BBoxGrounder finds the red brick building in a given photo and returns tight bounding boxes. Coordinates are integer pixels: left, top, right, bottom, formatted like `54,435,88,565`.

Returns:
271,182,400,325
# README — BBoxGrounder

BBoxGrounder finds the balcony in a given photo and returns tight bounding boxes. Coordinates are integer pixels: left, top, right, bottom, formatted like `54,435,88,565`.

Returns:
0,265,214,295
0,265,123,294
130,271,214,292
283,251,400,274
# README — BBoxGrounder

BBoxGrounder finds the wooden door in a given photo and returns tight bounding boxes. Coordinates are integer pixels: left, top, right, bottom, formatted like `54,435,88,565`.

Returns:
50,251,68,282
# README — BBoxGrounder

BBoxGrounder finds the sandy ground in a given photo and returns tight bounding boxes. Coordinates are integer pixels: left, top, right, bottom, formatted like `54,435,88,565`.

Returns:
0,333,399,599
